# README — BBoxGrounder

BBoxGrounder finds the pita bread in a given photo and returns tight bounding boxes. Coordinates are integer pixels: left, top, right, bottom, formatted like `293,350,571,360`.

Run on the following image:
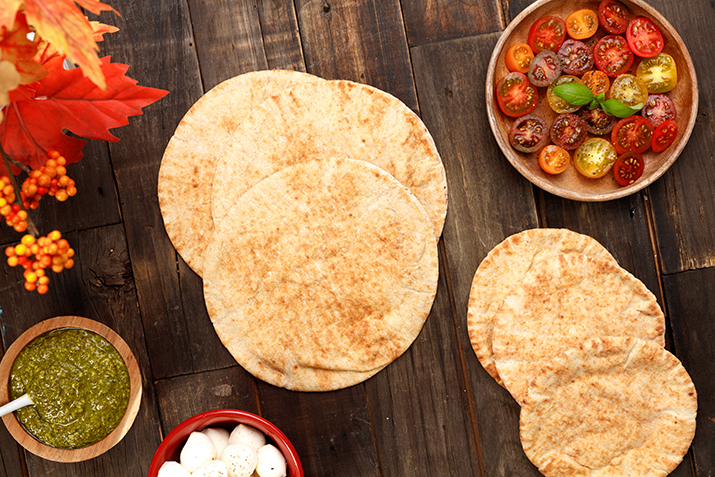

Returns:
211,79,448,238
202,157,439,391
158,70,323,276
492,253,665,403
520,337,697,476
467,228,617,385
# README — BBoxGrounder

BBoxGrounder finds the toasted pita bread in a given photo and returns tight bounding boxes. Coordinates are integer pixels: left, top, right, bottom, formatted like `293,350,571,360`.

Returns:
211,79,448,238
492,253,665,403
202,157,439,391
520,337,697,476
467,228,617,385
158,70,323,276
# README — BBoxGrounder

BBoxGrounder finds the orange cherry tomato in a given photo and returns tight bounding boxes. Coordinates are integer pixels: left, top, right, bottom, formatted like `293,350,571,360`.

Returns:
565,9,599,40
581,70,610,96
505,43,535,74
538,145,571,174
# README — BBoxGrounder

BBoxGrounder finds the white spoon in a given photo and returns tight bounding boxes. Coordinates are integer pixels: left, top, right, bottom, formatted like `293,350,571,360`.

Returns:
0,393,33,418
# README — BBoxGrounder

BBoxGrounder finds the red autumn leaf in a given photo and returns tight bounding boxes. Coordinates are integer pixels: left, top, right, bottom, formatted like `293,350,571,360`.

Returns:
0,54,168,173
0,13,47,85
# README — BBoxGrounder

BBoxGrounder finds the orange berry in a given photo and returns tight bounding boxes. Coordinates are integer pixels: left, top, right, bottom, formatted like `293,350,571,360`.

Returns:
24,271,37,283
37,284,49,294
7,256,18,267
57,239,69,250
0,204,11,216
2,184,13,196
56,190,69,202
13,222,28,233
48,150,60,159
66,248,75,258
14,244,27,256
37,175,51,187
5,247,15,257
51,264,64,273
47,243,58,255
38,275,49,285
49,230,62,241
56,166,67,176
64,258,74,269
21,235,35,246
24,281,36,291
39,255,51,267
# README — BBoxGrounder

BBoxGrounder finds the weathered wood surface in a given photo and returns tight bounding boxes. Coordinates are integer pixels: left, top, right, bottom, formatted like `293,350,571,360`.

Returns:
0,0,712,475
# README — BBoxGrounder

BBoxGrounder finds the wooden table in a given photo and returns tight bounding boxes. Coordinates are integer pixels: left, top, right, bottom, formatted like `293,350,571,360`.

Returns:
0,0,713,475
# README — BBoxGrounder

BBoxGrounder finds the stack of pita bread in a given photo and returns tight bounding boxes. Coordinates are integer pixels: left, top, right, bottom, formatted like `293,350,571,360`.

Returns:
158,70,447,391
467,228,697,476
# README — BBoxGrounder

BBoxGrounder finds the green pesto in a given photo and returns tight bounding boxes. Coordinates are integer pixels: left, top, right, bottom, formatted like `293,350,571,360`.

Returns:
9,328,130,449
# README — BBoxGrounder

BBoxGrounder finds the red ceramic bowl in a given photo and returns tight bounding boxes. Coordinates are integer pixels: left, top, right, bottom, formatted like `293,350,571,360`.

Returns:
148,409,303,477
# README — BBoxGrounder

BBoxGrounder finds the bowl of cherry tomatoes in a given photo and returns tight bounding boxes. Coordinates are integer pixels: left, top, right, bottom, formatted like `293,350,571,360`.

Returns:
486,0,697,201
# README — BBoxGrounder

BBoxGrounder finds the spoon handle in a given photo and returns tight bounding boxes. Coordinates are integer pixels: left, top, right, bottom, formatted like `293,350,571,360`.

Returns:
0,393,33,418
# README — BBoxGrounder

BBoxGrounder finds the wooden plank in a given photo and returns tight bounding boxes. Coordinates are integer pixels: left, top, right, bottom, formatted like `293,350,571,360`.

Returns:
154,366,258,435
0,224,162,476
411,33,541,476
402,0,503,45
256,1,307,71
0,414,25,477
295,0,418,110
643,0,715,274
258,383,378,476
664,268,715,477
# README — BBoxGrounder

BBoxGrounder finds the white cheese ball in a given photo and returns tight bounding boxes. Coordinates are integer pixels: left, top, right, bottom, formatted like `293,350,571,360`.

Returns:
221,443,258,477
229,423,266,449
193,459,230,477
180,431,218,473
255,444,287,477
157,461,192,477
203,427,230,456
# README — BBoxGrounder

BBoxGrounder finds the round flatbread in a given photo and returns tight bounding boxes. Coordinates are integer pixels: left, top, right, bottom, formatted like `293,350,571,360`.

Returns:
520,337,697,477
211,79,448,238
492,253,665,403
158,70,323,276
467,228,617,385
202,157,439,391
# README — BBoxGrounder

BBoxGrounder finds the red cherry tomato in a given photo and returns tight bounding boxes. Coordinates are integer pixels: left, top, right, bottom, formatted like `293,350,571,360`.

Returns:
613,152,645,186
579,107,618,135
527,16,566,53
557,39,594,76
651,119,678,152
565,9,599,40
495,72,538,118
594,35,634,77
527,50,562,87
550,113,588,151
626,17,664,58
509,114,550,153
598,0,629,34
611,116,654,154
641,94,676,127
538,145,570,174
505,43,534,73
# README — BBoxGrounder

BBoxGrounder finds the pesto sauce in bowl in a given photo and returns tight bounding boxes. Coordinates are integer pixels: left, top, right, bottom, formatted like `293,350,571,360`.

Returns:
9,328,131,449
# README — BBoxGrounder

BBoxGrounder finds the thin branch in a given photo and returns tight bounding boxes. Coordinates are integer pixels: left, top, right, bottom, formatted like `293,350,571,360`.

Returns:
0,143,39,237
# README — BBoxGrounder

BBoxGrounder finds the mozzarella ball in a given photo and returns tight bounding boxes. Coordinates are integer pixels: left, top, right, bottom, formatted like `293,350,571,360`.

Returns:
229,423,266,449
157,461,192,477
203,427,230,456
255,444,287,477
221,443,258,477
193,459,230,477
180,431,218,472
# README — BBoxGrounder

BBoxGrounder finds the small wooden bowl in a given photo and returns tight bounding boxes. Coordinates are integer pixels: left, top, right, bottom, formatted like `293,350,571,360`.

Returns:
0,316,142,462
486,0,698,201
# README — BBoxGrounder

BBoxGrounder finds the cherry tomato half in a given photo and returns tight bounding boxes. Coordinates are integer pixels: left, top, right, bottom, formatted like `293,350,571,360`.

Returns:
641,94,676,127
509,114,550,153
496,72,538,117
505,43,535,73
539,145,570,174
636,53,677,93
627,17,664,58
574,137,618,178
551,113,588,151
598,0,629,35
528,16,566,53
594,35,634,77
528,50,562,87
612,115,654,154
608,74,648,109
547,75,584,114
582,70,610,96
557,39,594,76
613,152,645,186
651,119,678,152
566,9,599,40
579,107,618,135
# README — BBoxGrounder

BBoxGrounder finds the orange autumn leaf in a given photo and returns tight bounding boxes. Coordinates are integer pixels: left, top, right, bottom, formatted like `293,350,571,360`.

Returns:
0,0,23,31
24,0,119,90
0,13,47,85
90,21,119,42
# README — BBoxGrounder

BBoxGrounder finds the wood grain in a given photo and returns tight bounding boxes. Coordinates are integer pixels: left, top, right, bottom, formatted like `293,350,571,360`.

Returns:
401,0,503,46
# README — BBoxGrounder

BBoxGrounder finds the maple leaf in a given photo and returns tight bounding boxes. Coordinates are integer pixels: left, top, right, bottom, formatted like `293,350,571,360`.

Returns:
25,0,119,90
0,54,168,174
0,13,47,85
0,0,23,32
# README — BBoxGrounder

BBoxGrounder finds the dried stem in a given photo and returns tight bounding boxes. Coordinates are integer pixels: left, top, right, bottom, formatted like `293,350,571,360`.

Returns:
0,143,39,237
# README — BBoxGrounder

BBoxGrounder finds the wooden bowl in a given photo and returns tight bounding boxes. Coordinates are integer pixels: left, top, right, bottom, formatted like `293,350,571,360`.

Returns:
147,409,304,477
0,316,142,462
485,0,698,201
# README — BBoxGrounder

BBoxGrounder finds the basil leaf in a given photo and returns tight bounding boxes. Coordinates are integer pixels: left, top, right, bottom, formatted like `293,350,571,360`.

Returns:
599,99,642,118
595,92,606,102
589,99,600,110
552,83,594,106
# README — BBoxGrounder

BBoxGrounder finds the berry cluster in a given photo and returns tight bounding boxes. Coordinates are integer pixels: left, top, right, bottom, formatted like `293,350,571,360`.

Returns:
0,176,28,232
5,230,75,294
21,150,77,209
